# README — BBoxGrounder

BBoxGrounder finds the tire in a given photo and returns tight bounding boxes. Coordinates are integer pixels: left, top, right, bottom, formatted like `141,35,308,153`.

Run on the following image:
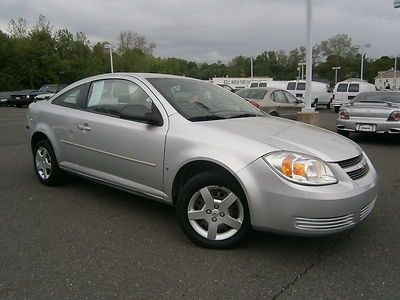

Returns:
33,139,63,186
334,106,339,113
337,129,350,138
176,171,251,249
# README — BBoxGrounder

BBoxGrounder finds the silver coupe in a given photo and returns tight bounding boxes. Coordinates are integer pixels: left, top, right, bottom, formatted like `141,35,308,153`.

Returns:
26,73,378,248
337,91,400,137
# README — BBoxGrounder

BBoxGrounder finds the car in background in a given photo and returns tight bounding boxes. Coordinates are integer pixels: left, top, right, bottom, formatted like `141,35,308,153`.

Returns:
332,79,376,113
268,80,332,108
217,84,235,93
236,87,304,120
9,84,66,107
337,91,400,137
27,73,377,249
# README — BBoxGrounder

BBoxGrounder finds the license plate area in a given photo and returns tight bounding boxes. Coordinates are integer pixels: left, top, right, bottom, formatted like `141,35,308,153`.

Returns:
357,124,376,132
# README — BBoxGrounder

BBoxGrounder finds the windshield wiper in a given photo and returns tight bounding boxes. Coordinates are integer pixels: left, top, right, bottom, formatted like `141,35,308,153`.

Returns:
228,113,261,119
188,115,225,122
193,101,211,111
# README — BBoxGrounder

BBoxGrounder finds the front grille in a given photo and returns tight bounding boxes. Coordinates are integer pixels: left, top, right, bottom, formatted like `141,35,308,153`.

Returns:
347,163,370,180
337,155,362,168
337,154,369,180
360,199,376,221
295,214,355,231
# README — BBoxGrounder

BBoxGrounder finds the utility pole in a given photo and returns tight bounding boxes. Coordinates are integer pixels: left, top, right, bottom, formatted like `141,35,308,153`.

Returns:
303,0,313,111
332,67,341,85
105,44,114,73
250,58,254,79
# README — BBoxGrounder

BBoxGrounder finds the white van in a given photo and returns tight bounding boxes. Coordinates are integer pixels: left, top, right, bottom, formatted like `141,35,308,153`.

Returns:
249,80,269,88
268,80,332,108
331,79,376,112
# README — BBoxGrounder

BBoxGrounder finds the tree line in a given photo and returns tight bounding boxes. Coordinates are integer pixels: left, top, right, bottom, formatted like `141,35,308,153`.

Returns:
0,16,396,91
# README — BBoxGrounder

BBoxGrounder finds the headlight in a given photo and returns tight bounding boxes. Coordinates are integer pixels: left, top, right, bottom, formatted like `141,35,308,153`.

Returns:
263,152,338,186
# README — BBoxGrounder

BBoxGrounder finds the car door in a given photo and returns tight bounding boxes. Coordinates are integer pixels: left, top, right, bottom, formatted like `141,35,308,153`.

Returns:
49,83,90,171
270,90,293,118
71,77,168,200
283,90,303,119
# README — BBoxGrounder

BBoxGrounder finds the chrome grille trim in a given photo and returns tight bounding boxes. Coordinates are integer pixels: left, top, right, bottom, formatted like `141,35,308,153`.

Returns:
347,163,369,180
360,199,376,221
295,214,355,231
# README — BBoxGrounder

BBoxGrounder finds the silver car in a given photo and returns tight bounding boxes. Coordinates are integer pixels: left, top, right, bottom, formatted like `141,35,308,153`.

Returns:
337,91,400,137
27,73,378,249
235,87,304,120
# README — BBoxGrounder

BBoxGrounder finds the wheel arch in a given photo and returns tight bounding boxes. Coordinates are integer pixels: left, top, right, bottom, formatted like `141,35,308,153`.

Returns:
31,131,51,153
171,160,248,206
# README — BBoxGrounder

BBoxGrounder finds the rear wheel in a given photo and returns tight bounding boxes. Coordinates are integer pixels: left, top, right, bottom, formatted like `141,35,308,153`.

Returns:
334,106,340,113
176,172,251,249
33,140,63,185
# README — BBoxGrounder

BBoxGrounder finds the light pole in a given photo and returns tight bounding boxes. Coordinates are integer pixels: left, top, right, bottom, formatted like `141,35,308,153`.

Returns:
105,44,114,73
298,62,306,80
356,43,371,81
332,66,341,85
250,57,254,79
394,56,397,89
303,0,313,112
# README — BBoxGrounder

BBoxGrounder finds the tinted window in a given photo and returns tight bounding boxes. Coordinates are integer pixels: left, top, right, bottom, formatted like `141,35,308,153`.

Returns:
337,83,348,92
259,82,267,87
236,89,267,100
87,79,152,117
283,90,298,103
52,84,88,109
272,91,288,103
250,82,258,88
354,92,400,103
348,84,359,93
296,83,306,90
287,82,296,90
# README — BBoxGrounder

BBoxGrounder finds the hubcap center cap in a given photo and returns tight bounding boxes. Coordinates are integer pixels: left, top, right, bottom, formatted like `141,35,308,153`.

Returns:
211,209,219,217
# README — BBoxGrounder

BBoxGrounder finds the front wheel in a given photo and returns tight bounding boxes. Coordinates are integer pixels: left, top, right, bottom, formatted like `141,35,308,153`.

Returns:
33,140,63,186
176,172,251,249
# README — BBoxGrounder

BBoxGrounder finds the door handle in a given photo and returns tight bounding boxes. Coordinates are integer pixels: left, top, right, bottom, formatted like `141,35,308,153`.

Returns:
77,123,91,131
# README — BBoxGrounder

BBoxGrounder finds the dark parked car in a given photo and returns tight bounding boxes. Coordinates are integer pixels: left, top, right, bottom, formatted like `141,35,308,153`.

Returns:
9,84,66,107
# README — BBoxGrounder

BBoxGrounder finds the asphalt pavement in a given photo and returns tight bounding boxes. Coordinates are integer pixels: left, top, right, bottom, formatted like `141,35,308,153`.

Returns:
0,107,399,299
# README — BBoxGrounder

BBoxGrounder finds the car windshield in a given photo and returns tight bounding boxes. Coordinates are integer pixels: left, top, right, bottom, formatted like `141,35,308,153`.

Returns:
236,88,267,100
148,78,264,121
353,92,400,104
39,84,58,93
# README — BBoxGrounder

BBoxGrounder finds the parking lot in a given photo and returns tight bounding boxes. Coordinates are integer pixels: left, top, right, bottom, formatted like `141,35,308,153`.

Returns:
0,107,399,299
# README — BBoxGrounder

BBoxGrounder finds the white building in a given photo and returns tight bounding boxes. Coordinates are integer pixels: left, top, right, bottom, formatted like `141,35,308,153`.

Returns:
375,70,400,90
212,77,272,90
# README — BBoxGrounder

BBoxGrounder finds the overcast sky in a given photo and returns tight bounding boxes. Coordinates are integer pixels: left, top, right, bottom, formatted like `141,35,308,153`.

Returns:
0,0,399,63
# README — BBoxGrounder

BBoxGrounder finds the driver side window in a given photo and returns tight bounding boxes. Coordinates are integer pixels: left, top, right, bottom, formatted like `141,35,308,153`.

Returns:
86,79,152,117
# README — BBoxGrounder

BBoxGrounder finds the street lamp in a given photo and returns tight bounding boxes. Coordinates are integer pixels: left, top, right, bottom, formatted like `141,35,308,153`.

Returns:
250,57,254,79
303,0,313,112
298,62,306,80
356,43,371,81
105,44,114,73
332,66,341,85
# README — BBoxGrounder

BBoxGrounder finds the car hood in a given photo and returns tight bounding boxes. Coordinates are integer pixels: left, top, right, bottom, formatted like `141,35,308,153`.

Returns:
200,116,361,162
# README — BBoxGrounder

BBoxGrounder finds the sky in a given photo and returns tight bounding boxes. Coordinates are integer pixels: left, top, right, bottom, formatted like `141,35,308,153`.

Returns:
0,0,399,63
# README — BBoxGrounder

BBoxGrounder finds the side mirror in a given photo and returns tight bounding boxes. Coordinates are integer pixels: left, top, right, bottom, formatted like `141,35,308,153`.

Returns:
120,105,163,126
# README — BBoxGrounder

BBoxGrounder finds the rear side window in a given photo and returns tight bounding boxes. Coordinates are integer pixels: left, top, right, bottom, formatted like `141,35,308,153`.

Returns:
296,83,306,90
250,83,258,88
259,82,267,87
271,91,288,103
348,84,359,93
337,84,348,92
52,84,88,109
236,89,267,100
287,82,296,90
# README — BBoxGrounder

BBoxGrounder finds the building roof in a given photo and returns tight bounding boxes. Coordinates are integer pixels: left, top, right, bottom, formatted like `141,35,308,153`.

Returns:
375,70,400,79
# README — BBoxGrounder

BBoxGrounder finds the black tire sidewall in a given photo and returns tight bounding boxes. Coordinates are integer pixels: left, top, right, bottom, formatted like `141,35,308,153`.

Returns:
33,140,62,186
176,171,251,249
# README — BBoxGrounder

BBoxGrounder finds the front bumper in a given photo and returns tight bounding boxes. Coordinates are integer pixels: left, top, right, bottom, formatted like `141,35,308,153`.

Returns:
337,117,400,134
237,155,378,236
